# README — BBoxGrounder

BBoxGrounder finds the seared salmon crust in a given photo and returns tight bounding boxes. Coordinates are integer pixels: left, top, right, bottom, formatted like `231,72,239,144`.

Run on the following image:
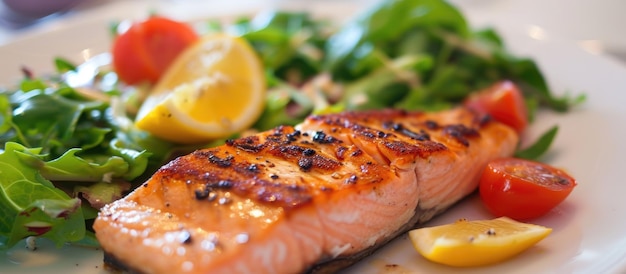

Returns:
94,108,518,274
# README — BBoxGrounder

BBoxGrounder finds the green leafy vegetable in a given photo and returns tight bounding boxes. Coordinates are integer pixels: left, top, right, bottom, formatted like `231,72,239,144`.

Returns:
75,181,131,210
0,142,85,248
223,0,582,133
54,58,77,73
325,0,469,80
322,0,582,114
229,0,583,168
232,11,329,84
515,125,559,160
0,60,201,249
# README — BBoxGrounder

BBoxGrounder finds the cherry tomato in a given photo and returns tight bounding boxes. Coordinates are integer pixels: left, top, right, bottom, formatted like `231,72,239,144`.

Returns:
111,16,199,85
479,158,577,220
464,80,528,133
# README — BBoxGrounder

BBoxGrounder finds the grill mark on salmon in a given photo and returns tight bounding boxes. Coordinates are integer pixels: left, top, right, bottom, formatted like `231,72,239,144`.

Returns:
94,107,518,274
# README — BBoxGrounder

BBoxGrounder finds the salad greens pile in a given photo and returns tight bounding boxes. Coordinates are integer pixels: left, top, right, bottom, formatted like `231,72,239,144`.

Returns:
0,69,187,249
0,0,581,249
229,0,582,128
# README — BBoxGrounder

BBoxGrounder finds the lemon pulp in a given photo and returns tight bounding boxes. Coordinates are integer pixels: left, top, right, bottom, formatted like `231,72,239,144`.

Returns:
135,33,265,144
408,217,552,267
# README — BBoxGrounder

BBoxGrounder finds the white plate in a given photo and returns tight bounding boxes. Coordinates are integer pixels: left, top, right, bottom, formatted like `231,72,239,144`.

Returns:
2,1,626,273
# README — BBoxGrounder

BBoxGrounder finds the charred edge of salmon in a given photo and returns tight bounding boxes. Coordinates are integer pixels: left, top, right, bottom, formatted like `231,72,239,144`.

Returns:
99,201,451,274
103,251,141,274
305,199,454,274
308,108,480,150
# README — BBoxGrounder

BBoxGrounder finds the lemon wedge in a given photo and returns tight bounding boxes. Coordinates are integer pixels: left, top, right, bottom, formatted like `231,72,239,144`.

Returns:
135,33,265,144
408,217,552,267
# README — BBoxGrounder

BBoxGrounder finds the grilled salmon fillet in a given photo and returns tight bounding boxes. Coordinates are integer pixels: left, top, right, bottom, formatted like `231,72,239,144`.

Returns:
93,107,518,274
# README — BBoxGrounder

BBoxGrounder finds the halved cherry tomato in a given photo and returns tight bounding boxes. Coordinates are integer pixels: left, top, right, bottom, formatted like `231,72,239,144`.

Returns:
464,80,528,133
479,158,577,221
111,16,199,85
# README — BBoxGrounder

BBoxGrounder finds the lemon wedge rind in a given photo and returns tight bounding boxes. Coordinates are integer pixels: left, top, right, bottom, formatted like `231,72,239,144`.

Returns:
409,217,552,267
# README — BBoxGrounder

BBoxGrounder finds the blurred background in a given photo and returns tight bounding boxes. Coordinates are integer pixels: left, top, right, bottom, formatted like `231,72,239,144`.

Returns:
0,0,624,79
448,0,626,63
1,0,624,58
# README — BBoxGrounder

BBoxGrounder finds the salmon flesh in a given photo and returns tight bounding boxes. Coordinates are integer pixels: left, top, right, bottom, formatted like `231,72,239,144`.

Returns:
93,107,518,273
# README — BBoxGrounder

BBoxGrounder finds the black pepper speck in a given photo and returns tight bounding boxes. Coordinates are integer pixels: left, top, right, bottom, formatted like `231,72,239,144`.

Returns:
298,158,313,171
303,148,316,156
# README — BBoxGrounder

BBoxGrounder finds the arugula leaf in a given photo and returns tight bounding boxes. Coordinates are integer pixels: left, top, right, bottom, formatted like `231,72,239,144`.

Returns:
0,94,14,135
38,148,129,182
108,138,151,180
54,58,77,73
19,78,48,92
320,0,583,116
515,125,559,160
325,0,469,80
253,83,315,131
6,87,108,155
232,11,329,85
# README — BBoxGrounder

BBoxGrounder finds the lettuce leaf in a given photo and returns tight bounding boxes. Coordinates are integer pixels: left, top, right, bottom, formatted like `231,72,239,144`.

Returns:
0,142,85,248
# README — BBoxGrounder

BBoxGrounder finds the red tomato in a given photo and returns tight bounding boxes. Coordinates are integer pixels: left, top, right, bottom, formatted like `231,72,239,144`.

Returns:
479,158,577,220
464,80,528,133
111,16,199,85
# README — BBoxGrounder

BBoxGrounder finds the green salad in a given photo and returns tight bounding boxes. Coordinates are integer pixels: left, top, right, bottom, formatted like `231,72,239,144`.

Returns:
0,0,582,249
